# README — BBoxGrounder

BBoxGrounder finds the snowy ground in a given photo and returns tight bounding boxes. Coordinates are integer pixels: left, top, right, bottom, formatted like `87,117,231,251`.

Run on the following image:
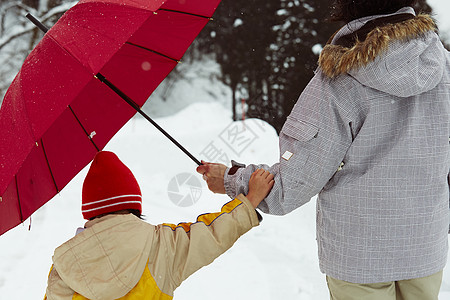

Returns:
0,100,450,299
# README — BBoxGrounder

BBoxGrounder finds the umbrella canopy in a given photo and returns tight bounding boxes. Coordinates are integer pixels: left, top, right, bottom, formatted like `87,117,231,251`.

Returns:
0,0,221,236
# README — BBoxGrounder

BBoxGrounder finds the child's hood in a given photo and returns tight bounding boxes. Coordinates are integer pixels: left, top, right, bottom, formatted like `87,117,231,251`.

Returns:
52,214,154,300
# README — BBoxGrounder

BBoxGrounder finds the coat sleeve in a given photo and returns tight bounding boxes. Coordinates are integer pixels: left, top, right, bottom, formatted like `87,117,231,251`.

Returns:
150,194,259,292
224,75,354,215
44,266,74,300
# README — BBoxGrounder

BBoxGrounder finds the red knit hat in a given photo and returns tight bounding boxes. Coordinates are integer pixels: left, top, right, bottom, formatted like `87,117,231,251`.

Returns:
82,151,142,220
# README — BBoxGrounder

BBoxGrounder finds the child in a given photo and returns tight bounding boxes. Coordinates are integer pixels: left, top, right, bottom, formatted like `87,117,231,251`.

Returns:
44,151,274,299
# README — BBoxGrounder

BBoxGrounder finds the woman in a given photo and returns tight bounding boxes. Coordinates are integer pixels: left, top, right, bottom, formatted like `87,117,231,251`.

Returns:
197,1,450,299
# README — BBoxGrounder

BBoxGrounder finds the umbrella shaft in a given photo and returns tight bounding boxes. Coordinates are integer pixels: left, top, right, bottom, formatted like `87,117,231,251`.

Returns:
95,73,202,166
138,109,203,166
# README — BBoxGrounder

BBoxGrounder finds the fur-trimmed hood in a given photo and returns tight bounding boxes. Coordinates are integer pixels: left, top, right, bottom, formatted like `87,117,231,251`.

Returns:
319,7,448,97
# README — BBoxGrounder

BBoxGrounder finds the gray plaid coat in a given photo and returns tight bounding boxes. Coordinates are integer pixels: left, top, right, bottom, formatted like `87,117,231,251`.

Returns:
224,7,450,284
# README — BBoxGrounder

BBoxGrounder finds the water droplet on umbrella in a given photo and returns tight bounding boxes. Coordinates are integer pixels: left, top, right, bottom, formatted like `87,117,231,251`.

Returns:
141,61,151,71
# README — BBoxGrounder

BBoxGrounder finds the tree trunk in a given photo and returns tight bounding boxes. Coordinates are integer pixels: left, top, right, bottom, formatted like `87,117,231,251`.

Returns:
231,84,237,121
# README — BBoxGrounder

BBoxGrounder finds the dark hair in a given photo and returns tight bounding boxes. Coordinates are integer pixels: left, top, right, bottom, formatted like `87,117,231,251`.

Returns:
330,0,418,23
129,209,145,220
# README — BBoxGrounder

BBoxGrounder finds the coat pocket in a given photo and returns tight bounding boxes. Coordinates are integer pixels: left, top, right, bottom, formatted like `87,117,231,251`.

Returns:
279,118,319,184
281,117,319,142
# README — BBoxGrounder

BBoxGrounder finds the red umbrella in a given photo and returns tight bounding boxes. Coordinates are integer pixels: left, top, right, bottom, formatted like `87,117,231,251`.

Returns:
0,0,220,236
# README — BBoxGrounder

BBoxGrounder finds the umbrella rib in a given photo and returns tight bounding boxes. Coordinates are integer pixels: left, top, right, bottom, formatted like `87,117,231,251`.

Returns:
40,139,59,193
15,176,24,222
158,8,212,20
68,105,100,152
125,42,180,63
95,73,202,166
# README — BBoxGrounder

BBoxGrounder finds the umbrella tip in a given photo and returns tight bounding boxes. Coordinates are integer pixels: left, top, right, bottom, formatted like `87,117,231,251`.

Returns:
25,13,49,33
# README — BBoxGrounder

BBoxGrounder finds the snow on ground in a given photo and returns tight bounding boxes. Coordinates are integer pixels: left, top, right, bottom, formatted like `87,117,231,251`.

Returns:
142,57,232,118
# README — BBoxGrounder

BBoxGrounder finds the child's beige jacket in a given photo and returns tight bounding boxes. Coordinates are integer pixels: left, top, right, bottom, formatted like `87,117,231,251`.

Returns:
45,194,259,299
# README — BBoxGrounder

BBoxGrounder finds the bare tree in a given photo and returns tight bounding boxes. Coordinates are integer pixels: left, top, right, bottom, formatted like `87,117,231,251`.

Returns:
0,0,76,103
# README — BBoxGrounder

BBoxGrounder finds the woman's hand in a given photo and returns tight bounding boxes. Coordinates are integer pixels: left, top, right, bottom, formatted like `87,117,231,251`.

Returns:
196,161,227,194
